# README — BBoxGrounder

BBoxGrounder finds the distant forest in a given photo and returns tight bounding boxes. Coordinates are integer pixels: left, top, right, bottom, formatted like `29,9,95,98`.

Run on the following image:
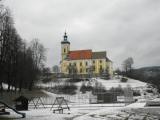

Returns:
127,66,160,92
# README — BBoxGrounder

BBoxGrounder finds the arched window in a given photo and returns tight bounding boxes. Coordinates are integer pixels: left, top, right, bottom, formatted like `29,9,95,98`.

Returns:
64,48,66,53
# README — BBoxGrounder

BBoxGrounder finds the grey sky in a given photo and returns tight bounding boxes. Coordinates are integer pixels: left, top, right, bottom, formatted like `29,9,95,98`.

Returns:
3,0,160,69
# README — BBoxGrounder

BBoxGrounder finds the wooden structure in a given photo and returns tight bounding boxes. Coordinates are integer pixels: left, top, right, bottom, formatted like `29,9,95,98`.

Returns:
50,97,70,114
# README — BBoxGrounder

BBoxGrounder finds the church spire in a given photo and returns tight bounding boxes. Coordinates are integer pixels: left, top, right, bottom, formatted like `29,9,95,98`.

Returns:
61,31,70,44
64,31,68,41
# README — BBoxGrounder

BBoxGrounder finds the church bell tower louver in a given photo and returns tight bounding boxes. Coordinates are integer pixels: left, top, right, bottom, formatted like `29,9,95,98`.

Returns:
61,32,70,60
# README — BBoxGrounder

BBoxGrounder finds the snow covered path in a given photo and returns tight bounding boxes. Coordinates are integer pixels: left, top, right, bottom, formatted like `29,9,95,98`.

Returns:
0,109,68,120
0,104,125,120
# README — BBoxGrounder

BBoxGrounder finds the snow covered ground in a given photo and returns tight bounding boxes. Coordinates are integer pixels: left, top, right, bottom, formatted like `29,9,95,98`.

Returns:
95,78,147,89
1,102,160,120
36,77,147,90
1,77,159,120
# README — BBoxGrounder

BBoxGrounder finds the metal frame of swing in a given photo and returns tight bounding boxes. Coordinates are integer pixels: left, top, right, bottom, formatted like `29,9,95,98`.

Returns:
50,97,70,114
28,97,46,109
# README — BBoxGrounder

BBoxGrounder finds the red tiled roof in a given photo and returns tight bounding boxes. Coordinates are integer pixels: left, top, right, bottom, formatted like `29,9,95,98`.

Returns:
69,50,92,60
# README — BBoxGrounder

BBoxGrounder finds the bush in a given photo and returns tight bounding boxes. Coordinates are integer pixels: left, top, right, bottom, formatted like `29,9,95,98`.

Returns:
92,81,107,94
146,89,153,93
47,82,77,95
67,78,83,82
92,87,106,94
133,91,141,96
109,85,124,95
80,83,93,93
121,77,128,82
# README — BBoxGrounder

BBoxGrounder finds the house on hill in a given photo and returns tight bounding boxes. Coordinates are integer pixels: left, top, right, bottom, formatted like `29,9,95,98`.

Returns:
60,32,113,77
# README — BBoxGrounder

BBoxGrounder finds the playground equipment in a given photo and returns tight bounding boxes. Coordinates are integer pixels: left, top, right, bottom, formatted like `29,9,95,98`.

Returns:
50,97,70,114
0,100,26,118
28,97,46,109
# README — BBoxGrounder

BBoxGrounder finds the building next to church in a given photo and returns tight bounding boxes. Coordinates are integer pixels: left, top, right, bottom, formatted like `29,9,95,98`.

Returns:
60,32,113,77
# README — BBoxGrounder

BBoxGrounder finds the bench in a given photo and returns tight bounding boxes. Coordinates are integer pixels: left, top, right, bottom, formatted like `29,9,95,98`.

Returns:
53,107,70,114
51,97,70,114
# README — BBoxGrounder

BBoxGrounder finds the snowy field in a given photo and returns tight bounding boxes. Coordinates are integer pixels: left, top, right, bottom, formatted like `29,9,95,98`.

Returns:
37,77,147,90
1,102,160,120
95,78,147,89
1,77,159,120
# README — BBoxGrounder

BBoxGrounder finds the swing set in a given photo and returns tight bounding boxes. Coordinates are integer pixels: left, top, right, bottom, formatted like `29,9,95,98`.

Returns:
50,97,70,114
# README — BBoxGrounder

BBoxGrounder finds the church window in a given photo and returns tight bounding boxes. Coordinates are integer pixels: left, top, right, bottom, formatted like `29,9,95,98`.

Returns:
80,68,82,73
93,66,95,71
100,65,103,71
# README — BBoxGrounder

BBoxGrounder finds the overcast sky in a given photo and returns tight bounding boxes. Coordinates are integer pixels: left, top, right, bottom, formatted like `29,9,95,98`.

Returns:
3,0,160,69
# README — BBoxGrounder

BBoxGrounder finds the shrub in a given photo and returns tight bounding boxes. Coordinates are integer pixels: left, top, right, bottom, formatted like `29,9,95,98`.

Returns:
133,91,141,96
109,85,124,95
47,82,77,95
92,81,107,94
121,77,128,82
80,83,93,93
67,78,83,82
146,89,153,93
92,87,106,94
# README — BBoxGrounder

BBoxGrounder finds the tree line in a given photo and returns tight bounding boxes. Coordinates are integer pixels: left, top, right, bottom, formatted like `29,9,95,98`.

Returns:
115,57,160,92
0,4,46,92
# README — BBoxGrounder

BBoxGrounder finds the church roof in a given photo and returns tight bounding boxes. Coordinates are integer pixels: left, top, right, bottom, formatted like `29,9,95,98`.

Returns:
69,50,92,60
106,57,112,62
92,51,106,59
61,41,70,44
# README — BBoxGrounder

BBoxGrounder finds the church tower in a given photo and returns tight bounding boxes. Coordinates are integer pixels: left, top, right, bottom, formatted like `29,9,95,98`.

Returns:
61,32,70,60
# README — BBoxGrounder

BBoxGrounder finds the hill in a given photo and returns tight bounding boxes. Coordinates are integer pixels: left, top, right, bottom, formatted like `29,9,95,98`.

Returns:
127,66,160,92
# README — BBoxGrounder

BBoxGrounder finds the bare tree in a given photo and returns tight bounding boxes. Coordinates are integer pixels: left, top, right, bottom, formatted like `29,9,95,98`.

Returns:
52,65,60,73
29,39,46,69
122,57,134,74
42,67,51,81
0,6,47,92
52,65,60,78
28,39,46,90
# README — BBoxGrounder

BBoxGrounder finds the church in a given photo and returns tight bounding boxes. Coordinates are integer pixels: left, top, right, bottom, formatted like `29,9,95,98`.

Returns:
60,32,113,77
